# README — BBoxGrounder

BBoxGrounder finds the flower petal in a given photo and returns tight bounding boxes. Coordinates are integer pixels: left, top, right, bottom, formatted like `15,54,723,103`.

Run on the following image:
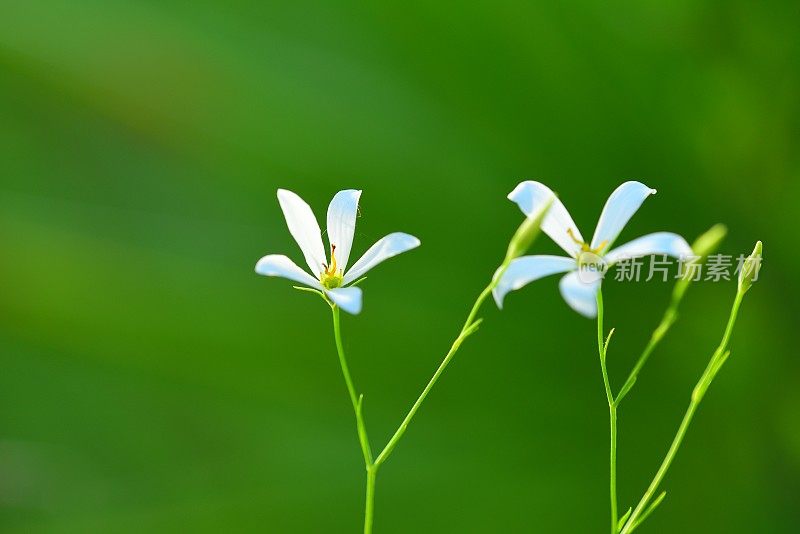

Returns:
343,232,420,283
558,270,601,318
277,189,327,275
508,181,584,257
255,254,321,287
604,232,693,265
492,255,576,308
326,189,362,271
590,181,657,251
327,286,363,314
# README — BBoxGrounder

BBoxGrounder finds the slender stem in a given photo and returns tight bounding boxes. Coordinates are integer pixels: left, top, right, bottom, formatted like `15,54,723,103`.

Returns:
374,281,496,466
596,289,618,533
331,305,377,533
615,303,679,405
609,406,618,533
332,305,358,408
619,291,745,534
331,305,373,466
364,467,377,534
322,190,549,532
330,270,504,532
621,402,697,534
596,290,615,407
605,274,694,533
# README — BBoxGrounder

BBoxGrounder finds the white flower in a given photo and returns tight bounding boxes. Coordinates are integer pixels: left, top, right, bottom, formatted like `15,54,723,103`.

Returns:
255,189,420,314
493,181,693,318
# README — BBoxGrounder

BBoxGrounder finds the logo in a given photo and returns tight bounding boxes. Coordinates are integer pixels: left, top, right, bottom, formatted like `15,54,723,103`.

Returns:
577,251,608,283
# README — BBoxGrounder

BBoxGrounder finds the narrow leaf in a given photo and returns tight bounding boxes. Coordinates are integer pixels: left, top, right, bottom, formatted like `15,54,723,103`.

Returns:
293,285,324,297
604,327,616,354
630,491,667,532
616,376,637,405
711,350,731,376
617,507,632,532
464,318,484,337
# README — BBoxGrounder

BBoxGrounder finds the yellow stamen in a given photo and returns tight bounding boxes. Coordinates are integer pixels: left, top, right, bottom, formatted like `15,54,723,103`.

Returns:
566,228,583,246
567,228,608,254
321,244,344,289
326,244,338,276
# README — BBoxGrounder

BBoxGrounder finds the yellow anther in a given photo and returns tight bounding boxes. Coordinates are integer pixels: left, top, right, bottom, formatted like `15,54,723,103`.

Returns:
325,244,338,276
567,229,609,255
566,228,583,246
592,240,609,255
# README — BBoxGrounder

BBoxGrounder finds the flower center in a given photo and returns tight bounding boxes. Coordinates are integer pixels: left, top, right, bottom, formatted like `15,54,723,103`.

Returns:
567,228,609,255
320,244,344,289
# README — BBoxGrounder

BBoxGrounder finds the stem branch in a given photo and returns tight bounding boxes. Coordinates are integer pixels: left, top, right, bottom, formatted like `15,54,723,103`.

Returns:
330,265,508,532
332,306,373,466
374,280,497,466
619,291,745,534
616,293,682,404
596,289,618,534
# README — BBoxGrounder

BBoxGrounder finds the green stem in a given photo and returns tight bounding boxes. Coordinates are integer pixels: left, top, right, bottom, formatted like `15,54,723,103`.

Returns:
606,271,695,533
619,290,745,534
596,289,618,534
609,406,618,533
616,225,730,404
331,306,373,466
374,279,497,466
615,298,680,404
364,466,377,534
323,185,550,532
331,305,376,533
330,266,507,532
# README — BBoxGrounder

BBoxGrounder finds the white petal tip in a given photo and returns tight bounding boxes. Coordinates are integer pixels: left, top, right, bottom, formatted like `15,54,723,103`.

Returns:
393,233,421,251
623,180,656,192
254,254,321,287
507,180,554,201
276,188,304,202
395,233,422,250
339,303,363,315
507,181,524,199
254,257,271,275
492,288,505,310
326,287,363,315
507,186,521,201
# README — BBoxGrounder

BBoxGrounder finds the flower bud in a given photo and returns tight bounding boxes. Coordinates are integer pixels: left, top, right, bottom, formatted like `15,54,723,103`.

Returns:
504,197,553,262
738,240,762,294
691,224,727,261
671,224,727,302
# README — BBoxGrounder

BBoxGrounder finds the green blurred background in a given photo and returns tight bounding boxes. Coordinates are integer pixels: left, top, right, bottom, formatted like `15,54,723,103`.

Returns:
0,1,797,532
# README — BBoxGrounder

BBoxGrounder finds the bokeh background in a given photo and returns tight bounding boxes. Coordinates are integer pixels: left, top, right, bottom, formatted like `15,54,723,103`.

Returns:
1,1,798,532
